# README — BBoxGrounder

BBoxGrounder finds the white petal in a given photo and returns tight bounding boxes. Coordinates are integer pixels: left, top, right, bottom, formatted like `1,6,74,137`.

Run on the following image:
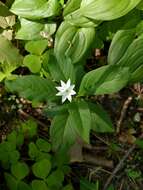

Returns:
56,92,63,96
67,95,72,102
70,90,76,95
62,94,67,103
66,79,71,88
56,86,64,92
61,80,66,88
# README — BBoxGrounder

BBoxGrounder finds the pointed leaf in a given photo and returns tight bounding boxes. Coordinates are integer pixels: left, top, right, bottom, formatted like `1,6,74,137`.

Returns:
11,0,61,19
79,65,130,96
80,0,141,21
54,21,95,64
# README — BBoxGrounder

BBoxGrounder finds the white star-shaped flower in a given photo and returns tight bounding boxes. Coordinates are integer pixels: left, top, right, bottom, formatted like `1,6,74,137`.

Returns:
56,79,76,103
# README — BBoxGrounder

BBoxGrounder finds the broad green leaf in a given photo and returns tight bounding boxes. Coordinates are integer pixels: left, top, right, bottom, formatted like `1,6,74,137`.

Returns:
4,173,18,190
108,29,135,65
54,21,95,64
16,18,43,40
50,112,76,150
23,55,41,73
5,75,56,102
80,0,141,21
64,8,101,27
63,0,81,16
16,18,56,40
0,35,23,81
32,180,48,190
25,40,48,55
18,181,32,190
79,65,130,96
68,101,91,143
89,103,114,133
42,50,75,82
50,101,91,150
11,162,29,180
32,159,51,179
36,138,51,153
0,35,22,65
108,29,143,82
11,0,61,19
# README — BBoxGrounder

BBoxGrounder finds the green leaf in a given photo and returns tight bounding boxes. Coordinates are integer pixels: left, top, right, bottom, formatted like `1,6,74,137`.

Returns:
18,181,32,190
28,142,39,160
50,100,91,150
11,0,61,19
4,173,18,190
32,180,48,190
9,150,20,164
36,138,51,153
54,21,95,64
79,65,130,96
0,35,23,81
63,0,82,16
21,119,37,138
23,55,41,73
32,159,51,179
89,103,114,133
46,169,64,187
80,0,141,21
5,75,56,102
16,18,56,40
42,50,75,82
108,29,143,82
11,162,29,180
108,29,135,65
25,40,48,55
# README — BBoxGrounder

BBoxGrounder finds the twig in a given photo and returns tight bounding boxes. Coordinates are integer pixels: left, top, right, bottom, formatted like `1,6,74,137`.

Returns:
103,144,135,190
103,133,143,190
116,96,133,133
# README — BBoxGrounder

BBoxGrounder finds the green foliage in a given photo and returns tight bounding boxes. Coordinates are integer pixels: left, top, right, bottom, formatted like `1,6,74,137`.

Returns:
11,162,29,180
5,75,56,102
50,100,91,150
54,21,95,64
79,65,130,96
0,35,23,81
1,0,143,189
32,158,51,179
10,0,61,19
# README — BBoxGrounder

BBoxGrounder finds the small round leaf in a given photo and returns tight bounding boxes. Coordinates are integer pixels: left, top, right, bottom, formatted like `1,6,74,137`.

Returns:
11,162,29,180
32,159,51,179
